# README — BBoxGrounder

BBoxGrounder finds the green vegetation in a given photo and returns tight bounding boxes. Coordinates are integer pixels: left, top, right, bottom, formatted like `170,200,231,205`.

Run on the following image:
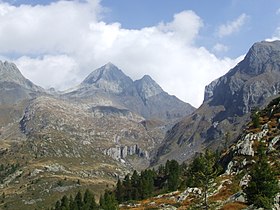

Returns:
0,163,20,184
186,149,221,210
251,108,260,128
99,190,118,210
244,143,279,209
50,97,280,209
52,189,99,210
114,159,184,203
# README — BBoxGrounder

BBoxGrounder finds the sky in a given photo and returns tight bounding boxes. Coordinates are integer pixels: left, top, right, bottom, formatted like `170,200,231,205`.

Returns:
0,0,279,107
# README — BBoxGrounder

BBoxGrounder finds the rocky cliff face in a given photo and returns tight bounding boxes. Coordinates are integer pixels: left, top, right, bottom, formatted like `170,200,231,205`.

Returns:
154,40,280,165
64,63,195,121
207,41,280,117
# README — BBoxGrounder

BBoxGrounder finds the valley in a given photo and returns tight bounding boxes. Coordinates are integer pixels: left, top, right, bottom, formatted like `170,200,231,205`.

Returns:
0,41,280,209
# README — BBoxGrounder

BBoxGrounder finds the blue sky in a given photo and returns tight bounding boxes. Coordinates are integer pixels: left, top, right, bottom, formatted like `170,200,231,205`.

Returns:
101,0,280,57
0,0,279,106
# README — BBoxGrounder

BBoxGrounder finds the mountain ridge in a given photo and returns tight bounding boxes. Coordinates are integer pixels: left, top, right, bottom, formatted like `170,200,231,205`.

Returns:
153,40,280,165
64,62,195,121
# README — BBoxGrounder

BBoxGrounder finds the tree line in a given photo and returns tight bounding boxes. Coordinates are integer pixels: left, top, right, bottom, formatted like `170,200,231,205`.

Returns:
51,189,118,210
52,144,279,210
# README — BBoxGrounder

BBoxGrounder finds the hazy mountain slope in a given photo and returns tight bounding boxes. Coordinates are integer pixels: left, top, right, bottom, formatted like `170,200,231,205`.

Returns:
0,61,43,105
64,63,195,121
153,40,280,165
0,61,45,128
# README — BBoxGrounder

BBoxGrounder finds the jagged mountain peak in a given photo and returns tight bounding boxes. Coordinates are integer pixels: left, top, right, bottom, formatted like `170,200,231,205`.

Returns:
82,62,129,85
0,60,43,91
0,60,44,105
0,60,26,83
135,75,163,100
204,40,280,114
238,40,280,76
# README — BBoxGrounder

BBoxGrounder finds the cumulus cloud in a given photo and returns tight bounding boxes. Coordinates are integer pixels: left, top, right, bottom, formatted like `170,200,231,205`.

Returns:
158,10,203,44
16,55,80,90
0,0,242,107
217,13,249,38
266,27,280,41
212,43,229,53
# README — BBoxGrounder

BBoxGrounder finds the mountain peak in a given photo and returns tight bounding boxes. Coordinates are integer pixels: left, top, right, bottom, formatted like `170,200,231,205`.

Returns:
104,62,116,69
0,60,24,82
135,75,163,101
82,63,128,85
80,63,134,94
239,40,280,75
0,60,44,104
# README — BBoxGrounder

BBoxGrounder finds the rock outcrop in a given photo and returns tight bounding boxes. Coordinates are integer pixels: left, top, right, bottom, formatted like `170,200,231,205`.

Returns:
154,40,280,165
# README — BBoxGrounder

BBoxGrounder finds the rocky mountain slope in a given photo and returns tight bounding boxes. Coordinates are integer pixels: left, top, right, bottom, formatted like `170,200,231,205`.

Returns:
0,61,193,209
0,61,45,129
64,62,194,121
0,61,43,105
154,40,280,165
119,96,280,210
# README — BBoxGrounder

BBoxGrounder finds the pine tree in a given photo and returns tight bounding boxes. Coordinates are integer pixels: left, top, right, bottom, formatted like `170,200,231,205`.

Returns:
55,200,61,210
139,170,154,199
100,190,118,210
251,108,260,128
83,189,97,210
166,160,180,191
186,150,219,210
131,170,140,200
60,195,69,210
115,179,124,202
69,195,75,210
74,190,83,210
244,143,279,209
123,174,132,201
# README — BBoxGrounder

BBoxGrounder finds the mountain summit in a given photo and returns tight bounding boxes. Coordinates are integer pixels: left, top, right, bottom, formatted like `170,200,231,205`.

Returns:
81,62,135,95
0,61,43,105
154,40,280,165
205,40,280,117
66,63,195,121
135,75,164,103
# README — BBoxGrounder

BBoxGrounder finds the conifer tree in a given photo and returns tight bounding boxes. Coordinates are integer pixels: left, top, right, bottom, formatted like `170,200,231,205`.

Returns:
100,190,118,210
60,195,69,210
166,160,180,191
74,190,83,210
123,174,132,201
139,170,154,199
186,150,219,210
244,143,279,209
83,189,97,210
131,170,140,200
115,179,124,202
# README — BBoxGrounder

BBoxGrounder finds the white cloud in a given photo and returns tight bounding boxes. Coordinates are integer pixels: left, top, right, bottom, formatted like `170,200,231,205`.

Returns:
217,13,249,38
213,43,229,53
0,0,241,107
158,10,203,44
276,8,280,15
266,27,280,41
16,55,80,90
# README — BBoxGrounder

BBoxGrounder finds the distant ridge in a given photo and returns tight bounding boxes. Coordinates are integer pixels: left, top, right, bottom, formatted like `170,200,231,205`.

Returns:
64,62,195,121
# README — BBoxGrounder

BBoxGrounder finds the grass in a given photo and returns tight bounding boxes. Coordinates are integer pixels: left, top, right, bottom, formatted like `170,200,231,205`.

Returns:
219,202,247,210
